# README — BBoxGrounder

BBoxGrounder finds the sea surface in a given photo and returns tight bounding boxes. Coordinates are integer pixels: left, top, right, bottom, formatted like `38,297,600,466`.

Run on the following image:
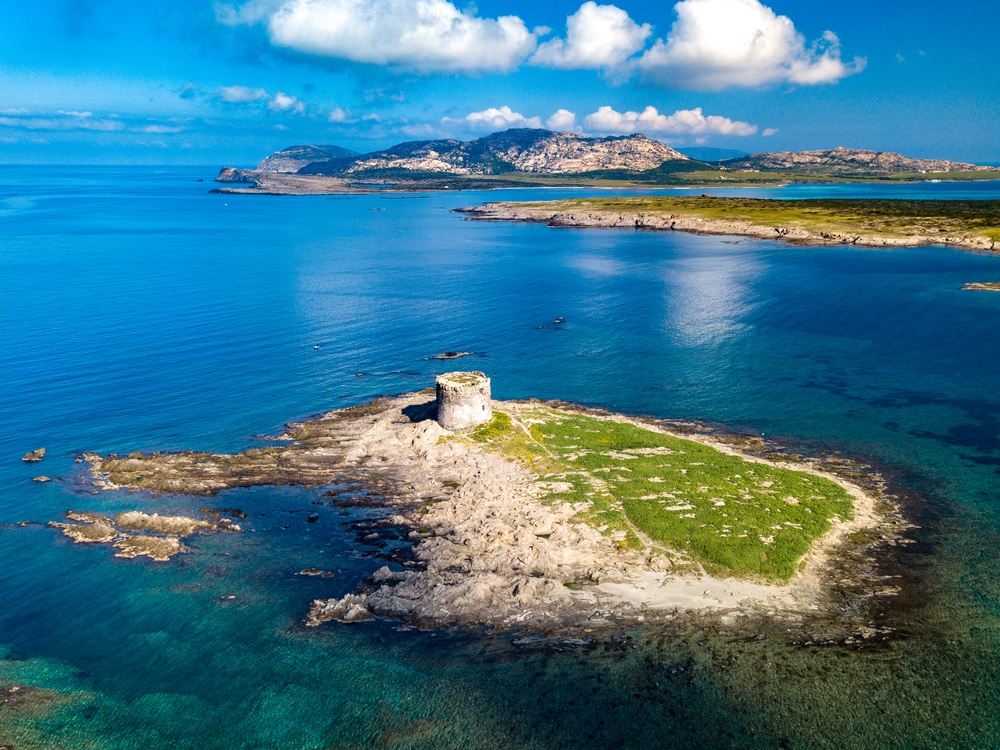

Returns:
1,166,1000,748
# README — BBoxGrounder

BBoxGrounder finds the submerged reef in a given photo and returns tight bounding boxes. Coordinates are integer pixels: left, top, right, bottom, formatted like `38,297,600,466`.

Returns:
50,510,241,561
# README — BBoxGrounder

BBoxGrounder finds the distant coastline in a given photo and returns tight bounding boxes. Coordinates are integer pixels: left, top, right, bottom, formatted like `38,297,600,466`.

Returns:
211,128,1000,196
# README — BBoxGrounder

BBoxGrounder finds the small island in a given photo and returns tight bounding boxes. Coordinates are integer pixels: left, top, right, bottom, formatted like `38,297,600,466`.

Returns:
962,282,1000,291
75,373,907,635
459,196,1000,253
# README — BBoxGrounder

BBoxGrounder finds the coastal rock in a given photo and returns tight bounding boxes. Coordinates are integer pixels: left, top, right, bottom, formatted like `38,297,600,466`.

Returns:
962,282,1000,291
32,476,52,482
432,351,472,360
50,509,230,561
113,535,185,561
21,448,46,463
215,167,257,183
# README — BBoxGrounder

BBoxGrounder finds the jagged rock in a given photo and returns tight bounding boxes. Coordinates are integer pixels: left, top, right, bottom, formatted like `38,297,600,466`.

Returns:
215,167,257,183
21,448,45,462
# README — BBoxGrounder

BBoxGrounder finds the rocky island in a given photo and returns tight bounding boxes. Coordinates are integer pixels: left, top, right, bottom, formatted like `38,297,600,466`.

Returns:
459,196,1000,253
76,373,908,636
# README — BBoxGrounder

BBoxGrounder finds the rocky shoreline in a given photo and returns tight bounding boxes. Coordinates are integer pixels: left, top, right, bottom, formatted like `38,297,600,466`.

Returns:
78,391,911,638
458,201,999,253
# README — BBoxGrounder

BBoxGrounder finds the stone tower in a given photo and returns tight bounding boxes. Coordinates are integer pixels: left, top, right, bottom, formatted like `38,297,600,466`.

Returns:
435,371,492,431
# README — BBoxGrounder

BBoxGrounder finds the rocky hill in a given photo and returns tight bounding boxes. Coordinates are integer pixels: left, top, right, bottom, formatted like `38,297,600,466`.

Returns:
721,147,991,175
258,144,358,173
287,129,689,176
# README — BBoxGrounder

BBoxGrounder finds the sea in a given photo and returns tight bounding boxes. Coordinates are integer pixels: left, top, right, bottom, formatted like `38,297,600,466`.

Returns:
1,166,999,749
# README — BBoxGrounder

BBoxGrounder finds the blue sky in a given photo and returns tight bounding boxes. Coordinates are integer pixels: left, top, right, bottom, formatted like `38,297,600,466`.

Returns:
2,0,998,164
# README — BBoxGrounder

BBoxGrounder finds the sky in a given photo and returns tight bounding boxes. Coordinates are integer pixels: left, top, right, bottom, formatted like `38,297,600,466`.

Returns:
2,0,998,165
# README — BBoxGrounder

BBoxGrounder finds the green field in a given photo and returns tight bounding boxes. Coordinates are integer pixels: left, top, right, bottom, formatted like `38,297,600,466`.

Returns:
467,409,855,581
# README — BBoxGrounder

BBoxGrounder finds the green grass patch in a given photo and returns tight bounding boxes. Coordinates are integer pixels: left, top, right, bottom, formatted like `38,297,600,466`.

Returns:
468,410,855,581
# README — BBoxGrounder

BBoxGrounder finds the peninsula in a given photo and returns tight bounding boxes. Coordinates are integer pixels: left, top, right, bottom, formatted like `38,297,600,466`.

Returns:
458,196,1000,253
76,375,907,635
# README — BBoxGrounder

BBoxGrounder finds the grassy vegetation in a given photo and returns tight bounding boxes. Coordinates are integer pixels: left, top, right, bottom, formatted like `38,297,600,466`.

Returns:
468,409,855,581
518,196,1000,245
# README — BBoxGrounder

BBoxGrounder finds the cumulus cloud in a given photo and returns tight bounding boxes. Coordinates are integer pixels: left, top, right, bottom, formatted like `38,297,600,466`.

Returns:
532,2,650,70
220,0,536,73
583,105,757,136
638,0,864,89
442,106,542,131
268,92,305,113
327,107,354,123
762,127,778,136
217,85,269,103
546,109,578,131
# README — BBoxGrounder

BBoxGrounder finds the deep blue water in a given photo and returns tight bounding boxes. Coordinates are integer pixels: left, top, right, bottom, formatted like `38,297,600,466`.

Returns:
2,166,1000,748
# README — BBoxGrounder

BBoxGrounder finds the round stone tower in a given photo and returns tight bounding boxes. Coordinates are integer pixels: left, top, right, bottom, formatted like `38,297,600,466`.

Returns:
435,371,492,431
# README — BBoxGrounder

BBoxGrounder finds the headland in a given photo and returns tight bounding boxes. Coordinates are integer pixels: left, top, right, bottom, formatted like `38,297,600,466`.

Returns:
458,196,1000,253
77,378,909,637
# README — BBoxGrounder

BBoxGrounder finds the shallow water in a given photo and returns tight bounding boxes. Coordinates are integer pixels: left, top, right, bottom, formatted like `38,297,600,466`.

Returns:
1,167,1000,748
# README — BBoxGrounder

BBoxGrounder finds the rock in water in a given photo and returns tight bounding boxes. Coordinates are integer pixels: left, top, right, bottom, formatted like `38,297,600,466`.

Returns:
436,371,492,431
22,448,46,462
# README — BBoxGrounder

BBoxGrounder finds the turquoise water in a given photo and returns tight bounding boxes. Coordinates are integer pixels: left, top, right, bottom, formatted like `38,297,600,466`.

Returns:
2,166,1000,748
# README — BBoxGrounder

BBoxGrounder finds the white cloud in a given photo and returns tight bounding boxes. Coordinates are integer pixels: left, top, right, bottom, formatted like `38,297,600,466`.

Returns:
546,109,578,131
222,0,536,73
443,106,542,131
269,92,305,113
327,107,354,123
638,0,864,89
217,85,269,103
532,2,650,70
762,127,778,136
0,113,125,132
583,105,757,136
140,125,185,134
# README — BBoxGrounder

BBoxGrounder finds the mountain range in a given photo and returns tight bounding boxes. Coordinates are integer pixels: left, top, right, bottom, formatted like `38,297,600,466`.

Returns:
218,128,994,187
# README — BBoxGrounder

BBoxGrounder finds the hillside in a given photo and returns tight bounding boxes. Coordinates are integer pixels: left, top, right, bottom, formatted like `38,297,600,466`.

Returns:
257,144,358,173
215,131,999,194
289,129,689,176
721,147,992,175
